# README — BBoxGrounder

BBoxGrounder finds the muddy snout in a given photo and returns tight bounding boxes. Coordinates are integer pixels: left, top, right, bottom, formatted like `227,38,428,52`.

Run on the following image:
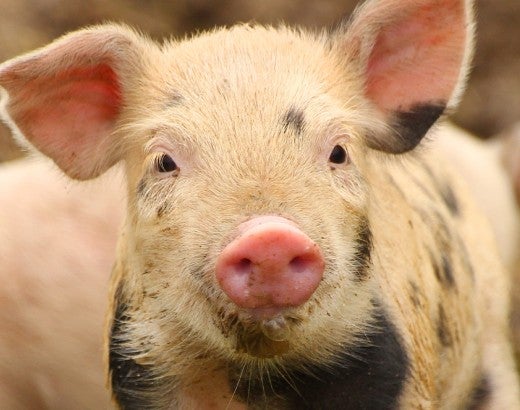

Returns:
215,216,325,320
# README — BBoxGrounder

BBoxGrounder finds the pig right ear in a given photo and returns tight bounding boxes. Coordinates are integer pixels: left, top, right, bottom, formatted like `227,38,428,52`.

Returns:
331,0,474,154
0,24,145,179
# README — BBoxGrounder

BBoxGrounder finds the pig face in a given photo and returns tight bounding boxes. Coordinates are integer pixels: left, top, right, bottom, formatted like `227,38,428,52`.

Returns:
119,26,377,363
0,0,481,407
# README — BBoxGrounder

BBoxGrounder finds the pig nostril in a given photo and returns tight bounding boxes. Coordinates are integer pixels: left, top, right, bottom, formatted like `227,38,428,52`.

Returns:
289,256,307,273
236,258,252,274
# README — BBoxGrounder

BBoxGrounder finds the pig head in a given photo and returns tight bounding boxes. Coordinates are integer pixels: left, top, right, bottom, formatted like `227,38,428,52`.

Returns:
1,0,519,408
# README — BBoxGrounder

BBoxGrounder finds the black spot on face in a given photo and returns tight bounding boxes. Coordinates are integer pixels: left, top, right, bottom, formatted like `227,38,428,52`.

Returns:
437,304,453,347
281,106,305,136
351,217,373,282
368,102,446,154
230,308,409,409
165,90,184,107
109,285,157,409
467,374,491,409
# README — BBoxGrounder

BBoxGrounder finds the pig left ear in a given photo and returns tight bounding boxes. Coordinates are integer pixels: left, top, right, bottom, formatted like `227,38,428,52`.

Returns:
0,24,146,180
332,0,474,153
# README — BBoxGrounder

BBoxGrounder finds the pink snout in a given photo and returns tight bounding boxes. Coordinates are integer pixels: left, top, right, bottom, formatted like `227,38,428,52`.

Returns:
215,216,325,311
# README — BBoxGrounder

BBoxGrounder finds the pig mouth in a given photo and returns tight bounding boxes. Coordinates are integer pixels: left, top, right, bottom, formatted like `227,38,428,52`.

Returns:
233,310,296,358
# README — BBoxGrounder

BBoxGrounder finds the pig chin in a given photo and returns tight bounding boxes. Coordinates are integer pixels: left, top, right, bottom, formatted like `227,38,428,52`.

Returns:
231,307,295,358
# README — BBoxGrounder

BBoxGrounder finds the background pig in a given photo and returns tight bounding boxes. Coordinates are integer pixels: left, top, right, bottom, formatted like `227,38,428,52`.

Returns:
433,124,520,363
0,158,124,409
1,0,519,409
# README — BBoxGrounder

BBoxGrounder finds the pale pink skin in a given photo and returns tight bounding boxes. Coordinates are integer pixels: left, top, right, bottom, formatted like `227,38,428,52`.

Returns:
215,216,325,316
0,158,124,409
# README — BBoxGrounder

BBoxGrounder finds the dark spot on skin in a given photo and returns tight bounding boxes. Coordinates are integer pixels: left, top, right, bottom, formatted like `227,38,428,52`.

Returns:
109,285,158,409
368,102,446,154
164,90,184,108
440,184,460,216
441,254,455,288
467,374,491,409
137,178,146,197
409,280,422,308
351,217,373,282
230,307,409,409
156,202,168,218
430,251,456,289
421,162,460,216
432,256,443,283
281,106,305,136
420,212,457,290
437,304,453,347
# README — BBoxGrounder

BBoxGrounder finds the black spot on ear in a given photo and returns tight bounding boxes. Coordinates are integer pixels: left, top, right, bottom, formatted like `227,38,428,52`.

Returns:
351,217,373,282
437,304,453,347
109,285,157,409
282,107,305,136
231,308,409,409
368,102,446,154
467,374,491,409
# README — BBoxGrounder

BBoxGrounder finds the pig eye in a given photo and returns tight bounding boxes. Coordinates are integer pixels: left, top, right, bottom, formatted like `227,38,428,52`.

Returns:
329,145,348,164
156,154,178,173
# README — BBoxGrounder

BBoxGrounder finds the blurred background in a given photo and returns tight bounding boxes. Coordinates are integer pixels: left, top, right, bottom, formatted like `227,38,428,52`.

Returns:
0,0,519,161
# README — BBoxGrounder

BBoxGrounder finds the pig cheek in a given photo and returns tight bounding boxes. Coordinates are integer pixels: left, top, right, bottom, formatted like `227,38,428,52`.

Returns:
330,166,367,210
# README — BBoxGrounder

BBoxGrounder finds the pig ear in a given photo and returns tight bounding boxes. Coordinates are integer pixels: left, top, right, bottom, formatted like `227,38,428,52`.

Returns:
332,0,474,154
0,24,145,179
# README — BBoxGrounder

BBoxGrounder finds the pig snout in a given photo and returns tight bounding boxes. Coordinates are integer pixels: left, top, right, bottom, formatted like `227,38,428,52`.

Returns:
215,216,325,313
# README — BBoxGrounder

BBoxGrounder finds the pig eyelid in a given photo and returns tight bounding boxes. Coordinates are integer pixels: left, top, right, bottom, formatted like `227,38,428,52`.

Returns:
322,132,351,166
